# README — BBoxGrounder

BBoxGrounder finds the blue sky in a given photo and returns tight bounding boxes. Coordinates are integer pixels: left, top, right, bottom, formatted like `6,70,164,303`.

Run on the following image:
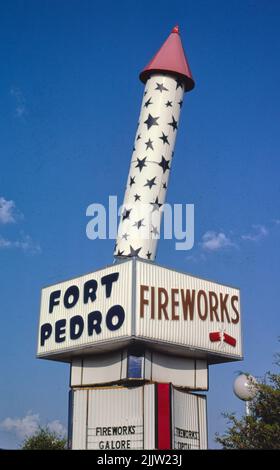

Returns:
0,0,279,448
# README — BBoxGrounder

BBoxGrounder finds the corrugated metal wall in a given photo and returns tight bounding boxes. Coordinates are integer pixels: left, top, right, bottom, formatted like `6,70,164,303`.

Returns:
71,384,207,450
71,389,88,449
70,351,208,389
135,260,242,359
38,261,133,357
87,387,144,450
172,388,207,450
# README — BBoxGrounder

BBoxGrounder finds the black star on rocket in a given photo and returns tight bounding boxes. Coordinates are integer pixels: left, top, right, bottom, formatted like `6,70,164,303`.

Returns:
178,100,183,108
144,177,157,189
122,233,129,240
176,79,184,90
130,176,136,186
151,225,159,236
158,156,170,173
133,218,145,229
122,208,131,221
159,132,169,145
135,157,147,172
136,133,141,140
168,115,178,131
116,249,124,256
134,193,141,201
145,138,154,151
155,82,168,93
144,89,148,96
146,251,152,259
144,113,159,130
132,145,136,152
128,245,142,257
165,100,172,107
144,97,153,108
150,196,163,212
162,182,167,190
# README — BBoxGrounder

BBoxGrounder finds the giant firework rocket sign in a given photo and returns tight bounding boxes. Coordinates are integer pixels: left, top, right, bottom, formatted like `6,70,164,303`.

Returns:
37,27,243,367
114,26,194,262
37,259,242,362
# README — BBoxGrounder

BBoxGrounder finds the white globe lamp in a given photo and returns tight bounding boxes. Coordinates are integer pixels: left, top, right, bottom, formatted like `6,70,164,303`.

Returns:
233,374,258,415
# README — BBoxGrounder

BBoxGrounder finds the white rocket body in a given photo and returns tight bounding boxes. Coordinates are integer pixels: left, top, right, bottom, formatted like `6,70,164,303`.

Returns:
114,74,185,261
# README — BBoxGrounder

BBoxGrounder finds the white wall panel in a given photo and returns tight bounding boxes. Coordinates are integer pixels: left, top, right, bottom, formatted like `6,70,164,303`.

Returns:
172,388,207,450
38,261,133,358
136,260,242,361
87,387,144,450
82,352,122,385
71,389,88,449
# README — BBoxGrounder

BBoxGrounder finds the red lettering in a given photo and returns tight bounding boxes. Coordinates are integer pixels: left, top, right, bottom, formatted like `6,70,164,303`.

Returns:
158,288,169,320
181,289,195,320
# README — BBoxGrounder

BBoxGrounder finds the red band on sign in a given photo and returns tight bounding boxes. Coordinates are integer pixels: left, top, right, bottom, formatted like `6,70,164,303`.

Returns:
223,333,236,347
209,332,221,342
157,383,171,449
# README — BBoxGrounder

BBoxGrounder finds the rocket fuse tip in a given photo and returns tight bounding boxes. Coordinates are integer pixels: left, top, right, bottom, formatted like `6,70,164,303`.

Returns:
172,25,179,34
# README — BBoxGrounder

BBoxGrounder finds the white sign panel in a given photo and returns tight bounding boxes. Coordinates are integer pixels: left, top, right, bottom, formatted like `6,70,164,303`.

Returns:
172,389,207,450
37,262,132,358
72,387,144,450
135,261,242,360
38,259,242,362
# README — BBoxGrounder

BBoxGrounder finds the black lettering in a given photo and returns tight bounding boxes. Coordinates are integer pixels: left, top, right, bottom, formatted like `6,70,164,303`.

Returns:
101,273,119,298
106,305,125,331
40,323,52,346
55,319,66,343
88,311,102,336
83,279,98,304
49,290,61,314
64,286,79,309
128,425,135,435
70,315,84,340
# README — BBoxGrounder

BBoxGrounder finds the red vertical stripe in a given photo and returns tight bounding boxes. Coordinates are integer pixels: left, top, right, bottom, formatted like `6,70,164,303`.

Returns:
157,383,171,449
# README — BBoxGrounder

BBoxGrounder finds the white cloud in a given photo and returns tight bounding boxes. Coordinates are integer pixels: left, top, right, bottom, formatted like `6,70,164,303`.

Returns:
201,231,235,251
10,87,27,118
0,197,17,224
14,234,41,254
0,234,41,254
0,197,40,254
0,412,66,440
272,219,280,225
47,420,66,435
1,413,40,439
241,224,268,242
0,237,12,248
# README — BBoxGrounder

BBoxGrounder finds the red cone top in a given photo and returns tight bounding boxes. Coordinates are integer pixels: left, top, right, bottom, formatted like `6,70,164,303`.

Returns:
140,26,195,92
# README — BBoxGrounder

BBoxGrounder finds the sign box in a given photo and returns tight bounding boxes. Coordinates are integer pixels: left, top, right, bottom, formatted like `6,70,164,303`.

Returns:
37,259,242,363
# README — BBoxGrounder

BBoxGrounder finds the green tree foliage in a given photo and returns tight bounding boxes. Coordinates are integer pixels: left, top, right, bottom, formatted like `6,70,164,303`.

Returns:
216,357,280,449
21,426,67,450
